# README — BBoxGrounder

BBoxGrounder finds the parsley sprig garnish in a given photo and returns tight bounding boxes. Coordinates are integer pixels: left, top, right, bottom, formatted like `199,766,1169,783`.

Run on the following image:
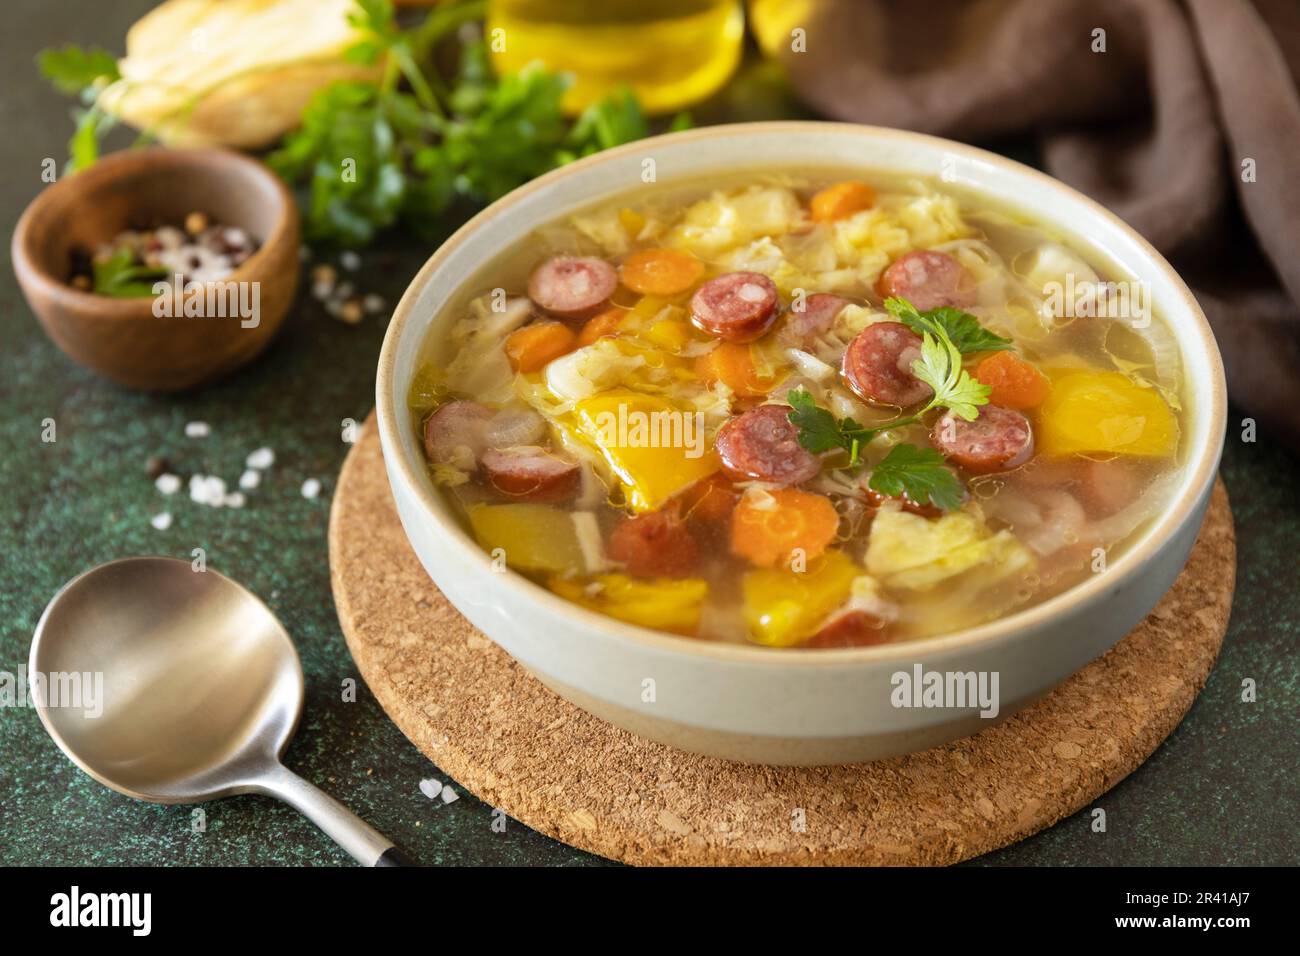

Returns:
868,444,967,512
786,295,1004,510
884,297,1013,354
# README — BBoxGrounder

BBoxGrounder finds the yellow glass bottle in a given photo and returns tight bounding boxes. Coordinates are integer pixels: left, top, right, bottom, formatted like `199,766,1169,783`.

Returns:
486,0,745,115
747,0,814,60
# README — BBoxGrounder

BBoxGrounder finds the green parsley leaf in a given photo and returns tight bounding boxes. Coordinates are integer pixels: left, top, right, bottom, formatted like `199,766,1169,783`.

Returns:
786,388,875,465
787,388,850,454
885,296,1012,354
909,328,991,421
37,45,120,95
92,247,167,298
868,443,966,512
566,88,649,158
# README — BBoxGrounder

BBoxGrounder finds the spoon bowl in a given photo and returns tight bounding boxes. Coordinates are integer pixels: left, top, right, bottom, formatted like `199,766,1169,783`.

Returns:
31,557,410,865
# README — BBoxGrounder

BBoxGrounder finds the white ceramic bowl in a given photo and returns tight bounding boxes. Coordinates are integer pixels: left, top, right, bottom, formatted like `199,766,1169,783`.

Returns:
376,122,1226,765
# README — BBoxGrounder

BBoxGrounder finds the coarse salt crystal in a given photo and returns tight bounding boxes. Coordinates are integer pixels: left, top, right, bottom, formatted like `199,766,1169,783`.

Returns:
246,447,275,470
185,421,211,438
155,473,181,495
362,294,386,314
150,512,173,531
339,250,361,271
301,478,322,499
239,469,261,490
418,778,442,800
439,787,459,805
223,492,246,508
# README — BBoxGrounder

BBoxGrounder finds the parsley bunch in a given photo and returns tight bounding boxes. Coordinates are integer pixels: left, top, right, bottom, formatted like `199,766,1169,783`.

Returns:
786,296,1013,512
37,45,124,170
268,0,663,245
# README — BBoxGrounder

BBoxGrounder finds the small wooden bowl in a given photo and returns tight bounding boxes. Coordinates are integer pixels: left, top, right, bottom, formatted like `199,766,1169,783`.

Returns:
12,147,300,391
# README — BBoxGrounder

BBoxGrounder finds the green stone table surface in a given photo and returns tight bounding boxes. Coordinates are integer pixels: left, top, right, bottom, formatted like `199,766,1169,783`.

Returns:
2,1,1296,867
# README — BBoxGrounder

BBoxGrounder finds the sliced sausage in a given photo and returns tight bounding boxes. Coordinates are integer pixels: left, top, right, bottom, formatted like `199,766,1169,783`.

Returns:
1079,457,1140,517
932,404,1034,474
689,272,779,342
423,401,492,468
842,321,933,407
877,250,975,311
777,292,849,348
481,447,580,502
606,508,699,577
805,610,890,649
714,403,821,485
527,256,618,319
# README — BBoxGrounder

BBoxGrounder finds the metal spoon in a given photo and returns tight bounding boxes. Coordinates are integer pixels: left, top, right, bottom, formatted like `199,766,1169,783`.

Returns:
29,556,412,866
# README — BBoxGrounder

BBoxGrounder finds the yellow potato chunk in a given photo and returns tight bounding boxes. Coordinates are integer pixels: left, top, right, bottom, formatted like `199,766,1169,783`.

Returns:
741,549,860,648
1038,370,1179,458
572,391,718,513
549,574,708,633
466,503,585,575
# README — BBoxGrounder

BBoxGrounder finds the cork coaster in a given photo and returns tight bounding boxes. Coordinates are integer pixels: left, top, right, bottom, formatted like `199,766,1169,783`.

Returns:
329,414,1234,866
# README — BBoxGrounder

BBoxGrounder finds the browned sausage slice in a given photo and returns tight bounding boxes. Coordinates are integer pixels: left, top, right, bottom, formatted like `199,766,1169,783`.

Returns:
805,610,890,648
877,250,975,311
777,292,850,348
714,403,821,485
481,447,580,502
423,401,492,467
527,256,618,319
689,272,779,342
606,509,699,577
842,321,933,407
932,405,1034,474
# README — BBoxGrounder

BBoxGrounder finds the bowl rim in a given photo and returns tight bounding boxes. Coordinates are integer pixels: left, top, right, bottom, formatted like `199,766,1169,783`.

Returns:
10,145,297,318
376,120,1227,668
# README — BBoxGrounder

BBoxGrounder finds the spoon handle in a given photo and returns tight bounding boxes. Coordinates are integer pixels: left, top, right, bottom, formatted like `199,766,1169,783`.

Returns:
255,762,415,866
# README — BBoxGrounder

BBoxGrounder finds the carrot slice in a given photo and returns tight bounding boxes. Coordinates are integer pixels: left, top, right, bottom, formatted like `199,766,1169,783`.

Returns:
810,181,876,222
577,307,626,347
694,342,779,398
504,320,578,373
730,488,840,568
975,351,1051,409
619,248,704,296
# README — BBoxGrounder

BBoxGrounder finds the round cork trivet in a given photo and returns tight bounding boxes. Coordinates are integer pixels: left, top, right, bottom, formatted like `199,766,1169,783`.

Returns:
329,414,1234,866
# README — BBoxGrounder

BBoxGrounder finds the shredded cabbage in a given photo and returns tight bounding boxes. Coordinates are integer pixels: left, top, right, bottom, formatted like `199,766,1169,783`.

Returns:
866,504,1034,591
443,295,532,403
544,339,647,402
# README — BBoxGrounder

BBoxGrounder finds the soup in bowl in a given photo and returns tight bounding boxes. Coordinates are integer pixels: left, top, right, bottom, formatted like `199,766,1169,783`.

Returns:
376,123,1225,764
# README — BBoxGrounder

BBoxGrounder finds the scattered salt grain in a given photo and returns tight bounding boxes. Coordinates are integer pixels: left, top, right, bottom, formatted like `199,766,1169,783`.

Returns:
150,512,173,531
223,492,246,508
246,447,275,470
339,250,361,272
189,474,227,506
155,473,181,495
185,421,211,438
301,478,322,500
239,468,261,490
418,778,442,800
439,787,459,805
362,293,386,315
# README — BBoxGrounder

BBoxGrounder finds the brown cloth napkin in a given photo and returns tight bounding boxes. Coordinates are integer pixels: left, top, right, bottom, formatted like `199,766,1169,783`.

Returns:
773,0,1300,451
